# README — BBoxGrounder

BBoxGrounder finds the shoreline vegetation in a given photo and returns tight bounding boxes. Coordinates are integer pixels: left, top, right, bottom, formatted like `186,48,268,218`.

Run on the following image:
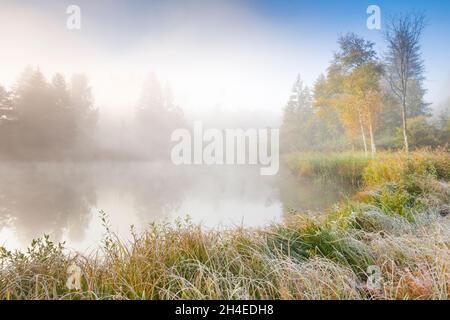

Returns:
0,149,449,300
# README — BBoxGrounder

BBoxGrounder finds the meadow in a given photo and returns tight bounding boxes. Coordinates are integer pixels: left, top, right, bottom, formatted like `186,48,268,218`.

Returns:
0,149,449,300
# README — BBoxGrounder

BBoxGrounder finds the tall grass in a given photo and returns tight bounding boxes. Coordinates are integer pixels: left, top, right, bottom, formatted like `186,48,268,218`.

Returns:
284,148,450,187
283,151,371,186
363,148,450,186
0,150,449,300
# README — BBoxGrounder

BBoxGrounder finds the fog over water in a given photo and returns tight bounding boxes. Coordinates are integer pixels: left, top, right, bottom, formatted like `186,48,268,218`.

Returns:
0,161,354,252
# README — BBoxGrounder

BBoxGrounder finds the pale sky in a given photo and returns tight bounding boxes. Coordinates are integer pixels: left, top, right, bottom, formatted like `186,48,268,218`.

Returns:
0,0,449,124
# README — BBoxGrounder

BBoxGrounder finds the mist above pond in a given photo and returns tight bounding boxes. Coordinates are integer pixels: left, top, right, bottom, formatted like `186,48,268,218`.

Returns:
0,161,355,252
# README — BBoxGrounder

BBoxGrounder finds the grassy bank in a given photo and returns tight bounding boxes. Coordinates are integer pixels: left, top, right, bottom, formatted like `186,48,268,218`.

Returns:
284,148,450,187
0,150,449,300
283,151,371,186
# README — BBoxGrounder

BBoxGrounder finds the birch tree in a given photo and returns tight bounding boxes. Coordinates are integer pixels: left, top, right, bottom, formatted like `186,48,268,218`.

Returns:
385,13,426,152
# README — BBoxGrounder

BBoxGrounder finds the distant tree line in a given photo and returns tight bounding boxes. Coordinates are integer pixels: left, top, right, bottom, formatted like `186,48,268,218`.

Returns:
0,67,97,159
134,73,185,160
281,13,450,154
0,68,185,160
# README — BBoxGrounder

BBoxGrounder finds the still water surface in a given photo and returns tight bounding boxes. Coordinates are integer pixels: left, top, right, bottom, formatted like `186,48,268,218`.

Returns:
0,162,354,252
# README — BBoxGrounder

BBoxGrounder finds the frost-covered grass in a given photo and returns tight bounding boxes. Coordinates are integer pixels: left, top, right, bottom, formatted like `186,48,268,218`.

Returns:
1,150,449,300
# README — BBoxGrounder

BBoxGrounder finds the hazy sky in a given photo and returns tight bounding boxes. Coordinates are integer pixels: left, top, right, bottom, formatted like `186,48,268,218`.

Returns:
0,0,449,123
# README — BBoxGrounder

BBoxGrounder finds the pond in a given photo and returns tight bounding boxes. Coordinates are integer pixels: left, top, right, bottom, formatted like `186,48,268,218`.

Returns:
0,162,357,252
